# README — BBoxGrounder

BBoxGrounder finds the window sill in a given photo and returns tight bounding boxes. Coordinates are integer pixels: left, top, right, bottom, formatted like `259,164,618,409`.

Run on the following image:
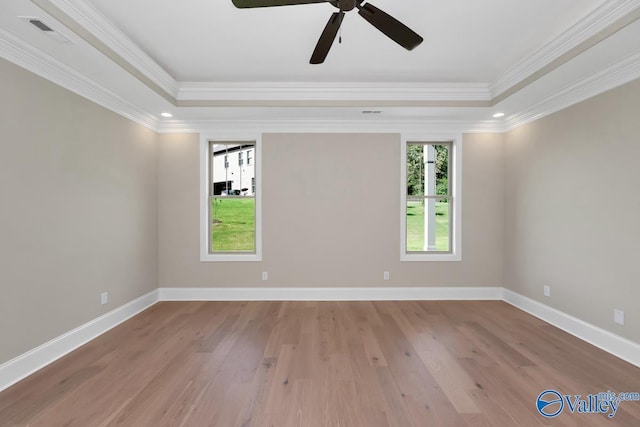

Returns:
401,253,461,262
200,253,262,262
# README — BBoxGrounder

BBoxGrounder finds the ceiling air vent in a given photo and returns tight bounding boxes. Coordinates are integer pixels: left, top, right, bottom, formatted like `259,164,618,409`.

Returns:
28,19,53,32
19,16,73,44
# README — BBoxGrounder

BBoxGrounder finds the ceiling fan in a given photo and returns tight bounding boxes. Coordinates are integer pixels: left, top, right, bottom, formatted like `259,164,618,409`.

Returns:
232,0,424,64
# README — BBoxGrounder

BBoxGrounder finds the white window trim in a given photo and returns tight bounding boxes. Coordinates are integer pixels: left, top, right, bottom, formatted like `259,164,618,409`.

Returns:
400,134,462,261
200,134,262,262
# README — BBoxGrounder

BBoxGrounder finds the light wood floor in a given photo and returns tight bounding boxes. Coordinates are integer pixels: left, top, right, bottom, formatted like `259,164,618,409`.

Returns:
0,301,639,426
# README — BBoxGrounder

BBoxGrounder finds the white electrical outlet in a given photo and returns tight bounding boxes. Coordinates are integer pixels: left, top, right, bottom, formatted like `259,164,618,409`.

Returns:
383,271,390,281
262,272,268,281
614,309,625,326
543,286,551,297
101,292,108,305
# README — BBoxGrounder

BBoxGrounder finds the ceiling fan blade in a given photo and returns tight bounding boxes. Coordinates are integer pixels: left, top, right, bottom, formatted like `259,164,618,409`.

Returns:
232,0,329,8
310,12,344,64
357,2,423,50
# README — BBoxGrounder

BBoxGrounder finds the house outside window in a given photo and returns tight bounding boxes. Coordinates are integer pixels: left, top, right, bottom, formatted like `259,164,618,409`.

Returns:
201,139,261,261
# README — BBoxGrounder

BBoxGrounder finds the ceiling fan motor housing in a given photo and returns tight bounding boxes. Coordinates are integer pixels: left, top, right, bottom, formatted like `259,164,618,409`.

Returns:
232,0,423,64
336,0,356,12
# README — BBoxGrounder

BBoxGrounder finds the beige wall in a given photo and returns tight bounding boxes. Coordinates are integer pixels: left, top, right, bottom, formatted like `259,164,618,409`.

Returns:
0,59,158,364
504,78,640,343
158,132,504,287
4,49,638,366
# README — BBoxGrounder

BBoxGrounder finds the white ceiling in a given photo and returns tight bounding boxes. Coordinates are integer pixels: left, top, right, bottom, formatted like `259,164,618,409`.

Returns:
88,0,603,83
1,0,639,132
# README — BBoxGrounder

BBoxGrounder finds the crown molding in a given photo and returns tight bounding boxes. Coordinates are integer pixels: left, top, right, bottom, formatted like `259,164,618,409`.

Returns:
155,118,506,135
32,0,179,98
5,1,639,136
490,0,640,100
504,49,640,131
4,14,637,137
26,0,640,111
177,82,492,103
27,0,640,109
0,27,159,131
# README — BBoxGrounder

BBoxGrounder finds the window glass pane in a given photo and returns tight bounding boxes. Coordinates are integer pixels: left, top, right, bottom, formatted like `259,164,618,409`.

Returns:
434,144,449,197
406,143,449,197
406,199,450,252
406,144,424,196
406,199,424,251
210,142,256,253
211,197,255,252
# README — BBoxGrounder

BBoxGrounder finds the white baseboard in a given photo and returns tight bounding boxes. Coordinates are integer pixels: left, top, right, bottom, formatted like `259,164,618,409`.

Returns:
0,289,159,393
158,286,504,301
502,289,640,368
2,286,637,394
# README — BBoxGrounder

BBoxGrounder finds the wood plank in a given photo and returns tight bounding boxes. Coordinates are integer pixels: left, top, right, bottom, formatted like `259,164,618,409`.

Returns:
0,301,637,427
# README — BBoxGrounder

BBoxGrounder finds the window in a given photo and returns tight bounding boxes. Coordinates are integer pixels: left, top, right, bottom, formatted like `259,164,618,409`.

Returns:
401,138,461,261
247,149,253,166
201,138,261,261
